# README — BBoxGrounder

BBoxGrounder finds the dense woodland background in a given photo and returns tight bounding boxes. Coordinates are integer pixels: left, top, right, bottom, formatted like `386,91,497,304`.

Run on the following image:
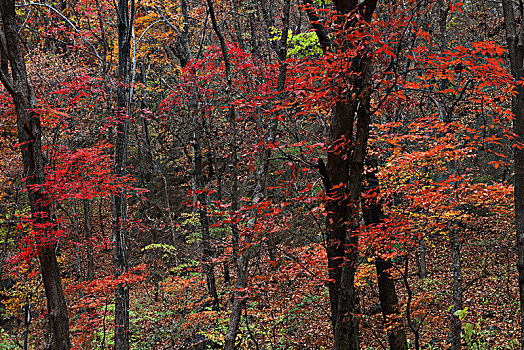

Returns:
0,0,523,349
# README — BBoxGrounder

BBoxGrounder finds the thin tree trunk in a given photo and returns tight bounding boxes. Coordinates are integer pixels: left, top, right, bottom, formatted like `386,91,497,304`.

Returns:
0,3,71,349
113,1,134,349
223,260,231,284
449,226,463,350
177,1,219,308
252,0,290,263
224,253,248,350
192,115,220,311
418,239,427,279
204,1,247,347
83,199,94,281
72,199,83,281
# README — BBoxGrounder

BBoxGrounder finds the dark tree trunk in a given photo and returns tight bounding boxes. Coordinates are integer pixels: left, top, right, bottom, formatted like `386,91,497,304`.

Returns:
308,1,377,348
223,260,231,284
72,199,83,282
501,1,524,348
0,2,71,349
362,171,408,350
176,0,220,309
113,1,134,349
205,1,247,348
192,115,220,311
375,258,408,350
83,199,94,281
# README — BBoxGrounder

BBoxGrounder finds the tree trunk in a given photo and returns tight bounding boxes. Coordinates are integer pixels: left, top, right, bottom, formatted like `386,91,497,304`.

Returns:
83,199,94,281
449,226,463,350
375,258,408,350
362,171,408,350
224,254,248,350
205,1,247,347
308,2,377,348
72,199,83,282
191,115,220,311
253,0,290,263
501,1,524,348
113,1,134,349
0,2,71,349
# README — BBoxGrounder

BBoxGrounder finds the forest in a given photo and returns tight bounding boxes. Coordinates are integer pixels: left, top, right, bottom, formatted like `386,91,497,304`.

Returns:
0,0,523,349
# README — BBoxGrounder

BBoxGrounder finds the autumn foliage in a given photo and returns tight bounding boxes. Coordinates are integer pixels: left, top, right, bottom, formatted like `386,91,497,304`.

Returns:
0,0,522,349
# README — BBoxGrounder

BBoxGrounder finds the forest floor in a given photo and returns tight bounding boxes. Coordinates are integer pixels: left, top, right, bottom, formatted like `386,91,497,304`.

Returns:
360,216,519,349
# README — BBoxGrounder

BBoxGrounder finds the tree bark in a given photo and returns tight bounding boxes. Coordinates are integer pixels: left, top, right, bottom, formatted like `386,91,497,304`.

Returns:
501,1,524,348
308,1,377,348
112,1,134,349
0,2,71,349
417,239,427,279
362,171,408,350
72,199,83,282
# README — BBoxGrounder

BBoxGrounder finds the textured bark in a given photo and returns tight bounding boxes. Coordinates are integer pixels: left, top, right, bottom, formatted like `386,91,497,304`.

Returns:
501,1,524,348
112,1,134,349
0,2,71,349
308,1,377,348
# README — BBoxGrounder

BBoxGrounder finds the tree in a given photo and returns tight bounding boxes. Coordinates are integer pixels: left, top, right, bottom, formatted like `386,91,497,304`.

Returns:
306,1,377,347
502,1,524,347
112,0,135,349
0,0,522,348
362,169,408,350
0,1,71,349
